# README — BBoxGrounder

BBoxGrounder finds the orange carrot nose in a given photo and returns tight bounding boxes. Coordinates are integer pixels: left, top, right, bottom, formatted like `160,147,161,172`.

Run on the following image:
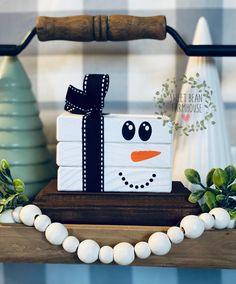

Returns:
131,151,161,162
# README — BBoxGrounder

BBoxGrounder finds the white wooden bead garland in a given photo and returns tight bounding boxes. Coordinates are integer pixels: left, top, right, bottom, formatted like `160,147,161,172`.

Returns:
134,241,151,259
77,239,100,264
8,205,234,265
167,226,184,244
12,206,23,223
34,215,51,232
199,213,215,230
0,209,15,223
63,236,80,253
148,232,171,255
45,222,68,245
113,242,135,265
99,246,114,264
209,208,230,229
180,215,205,239
20,204,42,226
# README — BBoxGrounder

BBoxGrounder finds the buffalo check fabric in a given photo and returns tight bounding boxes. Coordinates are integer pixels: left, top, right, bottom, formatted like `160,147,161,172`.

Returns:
0,0,236,148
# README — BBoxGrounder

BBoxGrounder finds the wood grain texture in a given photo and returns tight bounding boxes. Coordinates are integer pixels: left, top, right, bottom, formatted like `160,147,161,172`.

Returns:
0,224,235,268
57,142,172,168
58,166,171,192
57,113,172,144
34,180,201,226
36,15,166,42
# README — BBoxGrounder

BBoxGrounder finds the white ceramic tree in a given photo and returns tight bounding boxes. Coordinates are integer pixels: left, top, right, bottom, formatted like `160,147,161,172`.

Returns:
173,17,231,190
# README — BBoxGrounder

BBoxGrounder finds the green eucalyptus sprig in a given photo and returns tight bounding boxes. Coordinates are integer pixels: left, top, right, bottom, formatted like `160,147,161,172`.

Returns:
0,159,29,214
185,165,236,219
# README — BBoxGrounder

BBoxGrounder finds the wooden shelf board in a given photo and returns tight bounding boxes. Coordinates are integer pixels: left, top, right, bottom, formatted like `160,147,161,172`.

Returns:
0,224,235,268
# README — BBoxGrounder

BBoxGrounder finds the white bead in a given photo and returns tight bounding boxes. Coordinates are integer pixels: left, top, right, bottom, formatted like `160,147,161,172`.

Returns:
63,236,79,253
199,213,215,230
12,206,23,223
99,246,113,264
113,242,135,265
148,232,171,255
34,215,51,232
77,240,100,264
180,215,205,239
20,205,42,226
227,219,236,229
167,226,184,244
0,209,16,223
45,222,68,245
134,242,151,259
209,208,230,229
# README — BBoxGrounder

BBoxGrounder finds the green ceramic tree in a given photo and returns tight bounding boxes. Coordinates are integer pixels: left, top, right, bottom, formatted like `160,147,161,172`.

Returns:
0,56,55,199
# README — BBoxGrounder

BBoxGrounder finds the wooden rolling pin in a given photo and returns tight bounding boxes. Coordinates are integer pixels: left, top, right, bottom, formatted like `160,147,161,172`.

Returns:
36,15,166,41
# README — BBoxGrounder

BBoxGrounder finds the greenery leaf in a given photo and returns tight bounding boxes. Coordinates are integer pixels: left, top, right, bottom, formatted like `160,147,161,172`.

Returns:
0,159,28,214
228,209,236,220
188,191,204,203
212,168,228,187
225,165,236,185
5,194,17,204
206,168,215,187
229,183,236,192
184,169,201,185
13,179,24,188
0,159,10,170
216,194,226,202
0,171,12,185
15,186,24,193
203,191,217,210
18,194,29,203
0,198,7,206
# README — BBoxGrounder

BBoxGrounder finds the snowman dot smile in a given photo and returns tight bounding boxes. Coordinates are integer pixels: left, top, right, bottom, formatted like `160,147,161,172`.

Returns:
118,172,156,189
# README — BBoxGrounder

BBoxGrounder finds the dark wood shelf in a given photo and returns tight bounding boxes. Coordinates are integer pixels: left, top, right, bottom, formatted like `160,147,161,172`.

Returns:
0,224,236,268
33,180,201,226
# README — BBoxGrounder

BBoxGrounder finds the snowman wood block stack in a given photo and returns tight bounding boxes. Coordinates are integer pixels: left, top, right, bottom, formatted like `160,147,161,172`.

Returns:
57,74,173,193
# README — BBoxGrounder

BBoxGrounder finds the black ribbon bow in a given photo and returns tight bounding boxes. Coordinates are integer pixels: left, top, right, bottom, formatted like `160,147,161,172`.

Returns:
65,74,109,192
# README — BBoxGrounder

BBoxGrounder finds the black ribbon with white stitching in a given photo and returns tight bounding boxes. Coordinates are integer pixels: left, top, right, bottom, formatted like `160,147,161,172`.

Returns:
64,74,109,192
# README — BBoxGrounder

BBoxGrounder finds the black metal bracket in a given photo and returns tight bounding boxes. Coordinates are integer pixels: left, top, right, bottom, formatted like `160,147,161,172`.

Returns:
0,28,36,56
1,26,236,57
166,25,236,57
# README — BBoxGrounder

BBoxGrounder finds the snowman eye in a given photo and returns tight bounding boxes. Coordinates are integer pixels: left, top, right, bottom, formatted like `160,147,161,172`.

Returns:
122,121,135,140
139,121,152,141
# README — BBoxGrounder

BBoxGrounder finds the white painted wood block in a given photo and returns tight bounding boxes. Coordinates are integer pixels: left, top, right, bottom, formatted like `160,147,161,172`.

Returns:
57,112,173,192
58,167,171,192
57,112,172,143
57,142,172,168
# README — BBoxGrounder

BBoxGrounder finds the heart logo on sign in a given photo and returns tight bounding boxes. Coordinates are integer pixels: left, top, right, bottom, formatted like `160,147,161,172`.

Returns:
181,114,190,122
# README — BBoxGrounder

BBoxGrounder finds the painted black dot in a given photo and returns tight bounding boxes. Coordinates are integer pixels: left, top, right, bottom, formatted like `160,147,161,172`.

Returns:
152,174,156,178
129,184,133,188
125,181,129,185
149,178,154,182
138,121,152,141
135,185,139,189
146,182,149,186
140,185,144,188
119,172,122,176
122,121,135,140
122,177,126,181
